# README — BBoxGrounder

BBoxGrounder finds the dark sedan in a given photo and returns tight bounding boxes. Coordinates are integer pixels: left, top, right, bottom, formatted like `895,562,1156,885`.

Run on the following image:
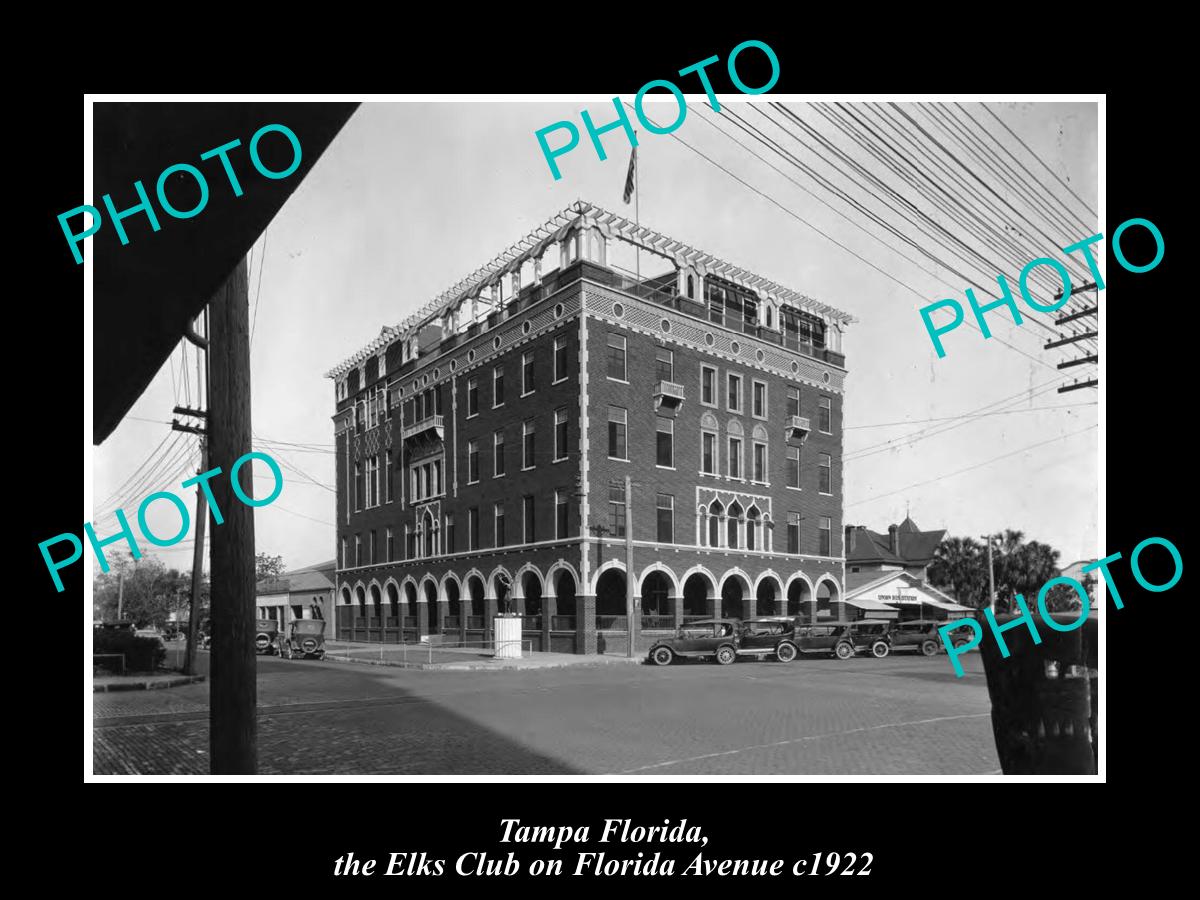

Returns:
738,618,799,662
648,619,741,666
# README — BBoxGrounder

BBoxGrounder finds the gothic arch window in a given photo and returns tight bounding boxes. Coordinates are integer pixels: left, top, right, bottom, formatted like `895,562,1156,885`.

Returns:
687,275,695,299
708,500,724,548
727,501,743,550
746,506,761,551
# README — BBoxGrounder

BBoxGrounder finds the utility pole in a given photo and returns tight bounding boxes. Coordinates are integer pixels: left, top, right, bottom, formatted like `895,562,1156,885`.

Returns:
981,533,996,613
178,309,210,677
207,257,256,774
625,474,636,658
117,572,124,621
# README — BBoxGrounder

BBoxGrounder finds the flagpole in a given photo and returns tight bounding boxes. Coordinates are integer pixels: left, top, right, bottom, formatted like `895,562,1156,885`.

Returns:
634,132,640,290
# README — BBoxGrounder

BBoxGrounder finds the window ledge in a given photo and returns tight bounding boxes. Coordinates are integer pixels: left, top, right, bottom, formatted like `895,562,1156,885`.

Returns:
552,377,568,385
520,391,535,398
608,377,630,385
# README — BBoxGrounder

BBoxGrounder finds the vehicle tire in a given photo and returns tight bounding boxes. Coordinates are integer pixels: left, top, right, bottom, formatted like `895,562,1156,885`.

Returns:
834,642,854,660
776,642,798,663
871,641,890,658
715,645,737,666
953,640,968,650
650,646,674,667
921,640,939,656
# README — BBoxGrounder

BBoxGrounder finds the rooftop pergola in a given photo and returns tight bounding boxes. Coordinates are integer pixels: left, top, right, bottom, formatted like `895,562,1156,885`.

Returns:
327,200,855,379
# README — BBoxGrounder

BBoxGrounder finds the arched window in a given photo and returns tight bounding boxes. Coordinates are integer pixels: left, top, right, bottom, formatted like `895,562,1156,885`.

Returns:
727,502,743,550
709,500,723,548
765,307,773,328
687,275,695,299
422,511,434,558
747,507,760,551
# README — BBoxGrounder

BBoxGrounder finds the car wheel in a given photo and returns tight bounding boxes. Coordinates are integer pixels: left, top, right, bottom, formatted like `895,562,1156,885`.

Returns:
871,641,890,659
953,640,968,651
650,646,674,666
921,640,939,656
834,642,854,660
776,642,797,663
715,645,736,666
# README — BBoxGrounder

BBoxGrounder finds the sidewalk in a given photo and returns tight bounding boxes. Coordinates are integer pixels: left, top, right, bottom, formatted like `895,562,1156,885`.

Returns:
93,672,207,692
325,639,645,671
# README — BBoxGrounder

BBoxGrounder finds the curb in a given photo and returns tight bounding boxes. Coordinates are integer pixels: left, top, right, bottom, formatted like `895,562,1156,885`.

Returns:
94,674,207,693
325,654,646,672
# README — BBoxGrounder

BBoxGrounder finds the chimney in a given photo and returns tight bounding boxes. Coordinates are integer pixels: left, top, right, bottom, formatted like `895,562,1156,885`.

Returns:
889,523,900,557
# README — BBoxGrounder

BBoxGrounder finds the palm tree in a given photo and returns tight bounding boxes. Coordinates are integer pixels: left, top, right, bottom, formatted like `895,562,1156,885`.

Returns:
928,536,988,609
995,538,1061,609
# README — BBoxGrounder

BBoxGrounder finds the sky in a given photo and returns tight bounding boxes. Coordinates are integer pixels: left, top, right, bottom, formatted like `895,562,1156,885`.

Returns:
92,98,1100,576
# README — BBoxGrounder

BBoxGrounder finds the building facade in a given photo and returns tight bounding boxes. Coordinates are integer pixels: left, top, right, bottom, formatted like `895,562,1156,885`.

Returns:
325,201,855,654
255,560,336,629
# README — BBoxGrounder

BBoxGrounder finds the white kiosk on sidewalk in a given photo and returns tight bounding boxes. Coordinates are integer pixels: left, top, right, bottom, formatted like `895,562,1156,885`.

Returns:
494,614,523,659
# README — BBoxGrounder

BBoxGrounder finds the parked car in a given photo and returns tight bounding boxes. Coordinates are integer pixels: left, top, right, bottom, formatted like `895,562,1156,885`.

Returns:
277,619,326,660
738,618,800,662
792,622,857,659
941,619,978,652
848,620,893,658
888,619,945,656
647,619,741,666
254,619,280,655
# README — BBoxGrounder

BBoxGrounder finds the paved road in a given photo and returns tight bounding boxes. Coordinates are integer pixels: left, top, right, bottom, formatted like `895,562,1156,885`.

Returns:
91,652,998,775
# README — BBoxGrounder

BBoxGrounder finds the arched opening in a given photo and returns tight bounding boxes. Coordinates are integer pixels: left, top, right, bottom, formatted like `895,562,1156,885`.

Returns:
422,511,434,558
683,572,713,619
708,500,723,548
552,569,577,630
355,584,367,619
369,584,382,630
423,579,440,634
765,306,773,328
727,502,743,550
403,581,417,632
746,507,760,551
641,571,673,626
595,568,627,627
386,582,400,635
787,579,812,620
687,274,695,299
721,574,748,619
445,579,461,628
817,580,840,620
521,570,543,623
756,576,781,618
467,575,486,627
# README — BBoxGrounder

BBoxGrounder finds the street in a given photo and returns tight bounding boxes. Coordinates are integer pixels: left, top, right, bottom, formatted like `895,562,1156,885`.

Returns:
92,652,999,775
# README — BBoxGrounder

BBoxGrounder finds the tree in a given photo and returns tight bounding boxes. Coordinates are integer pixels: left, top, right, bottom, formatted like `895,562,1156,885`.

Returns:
1044,572,1095,613
928,536,988,609
993,532,1061,612
256,552,285,582
93,552,189,630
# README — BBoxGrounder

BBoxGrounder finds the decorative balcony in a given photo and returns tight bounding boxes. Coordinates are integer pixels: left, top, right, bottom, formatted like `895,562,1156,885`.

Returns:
786,415,811,443
402,414,445,443
654,380,685,410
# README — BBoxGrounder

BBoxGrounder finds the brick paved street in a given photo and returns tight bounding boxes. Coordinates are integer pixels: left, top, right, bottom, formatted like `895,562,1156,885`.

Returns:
91,652,998,775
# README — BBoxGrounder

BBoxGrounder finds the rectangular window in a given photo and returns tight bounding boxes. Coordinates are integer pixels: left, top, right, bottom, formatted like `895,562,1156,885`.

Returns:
787,446,801,489
523,420,536,469
819,396,832,433
701,366,716,406
385,450,393,502
364,456,378,507
727,373,742,412
607,333,627,381
369,530,376,564
729,437,742,479
523,495,535,543
493,365,505,407
494,502,505,547
355,534,362,567
386,527,394,562
556,489,569,539
444,514,455,553
554,337,568,383
404,525,412,560
433,459,442,495
493,429,506,476
554,407,569,461
656,493,674,544
354,463,363,511
467,377,479,417
468,440,479,484
786,386,800,418
608,406,628,459
819,516,832,557
656,416,673,467
753,381,767,418
819,453,832,494
753,442,767,482
655,346,673,383
787,512,801,555
522,352,535,395
468,508,479,551
340,537,346,569
702,432,716,475
608,481,626,538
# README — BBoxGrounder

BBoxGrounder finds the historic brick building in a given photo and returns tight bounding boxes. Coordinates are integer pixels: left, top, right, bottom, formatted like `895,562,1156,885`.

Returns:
325,201,855,654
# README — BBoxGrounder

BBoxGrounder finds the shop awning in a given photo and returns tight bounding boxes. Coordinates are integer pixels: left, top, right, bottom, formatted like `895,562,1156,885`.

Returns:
845,596,901,616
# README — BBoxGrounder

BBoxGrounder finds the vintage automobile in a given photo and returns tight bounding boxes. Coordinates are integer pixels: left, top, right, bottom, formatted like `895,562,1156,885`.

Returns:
254,618,280,655
792,622,857,659
738,618,800,662
277,619,326,660
848,620,893,658
941,619,978,652
888,619,946,656
647,619,741,666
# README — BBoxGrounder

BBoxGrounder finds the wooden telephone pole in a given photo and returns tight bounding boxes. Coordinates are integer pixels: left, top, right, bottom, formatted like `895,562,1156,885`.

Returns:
207,257,257,773
178,310,210,678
